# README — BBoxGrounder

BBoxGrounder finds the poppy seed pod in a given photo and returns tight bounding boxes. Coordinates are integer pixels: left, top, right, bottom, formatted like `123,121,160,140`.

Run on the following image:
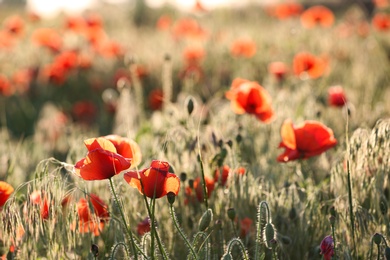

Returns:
167,192,176,205
265,223,276,249
198,208,213,231
373,233,382,245
186,96,195,115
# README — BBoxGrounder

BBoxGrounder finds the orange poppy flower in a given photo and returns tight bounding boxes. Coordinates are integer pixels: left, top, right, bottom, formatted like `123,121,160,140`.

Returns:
373,0,390,8
29,190,49,220
277,119,337,162
185,176,215,205
214,165,230,186
225,78,274,123
328,85,347,107
0,75,13,97
171,18,208,40
266,2,303,20
230,39,257,58
372,13,390,31
103,135,142,167
300,5,335,28
65,16,87,33
11,68,34,94
268,61,289,81
0,181,14,208
53,51,79,71
74,137,131,180
240,217,253,238
123,160,180,199
148,89,164,111
31,28,62,52
3,15,24,37
183,46,205,65
95,39,124,58
73,197,105,236
292,52,328,79
89,193,110,220
156,15,172,31
0,30,16,49
137,217,151,236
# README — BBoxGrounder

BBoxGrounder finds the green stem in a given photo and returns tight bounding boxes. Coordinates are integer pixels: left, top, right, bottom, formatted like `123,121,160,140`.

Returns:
108,178,139,259
226,238,249,260
197,154,209,208
169,204,198,260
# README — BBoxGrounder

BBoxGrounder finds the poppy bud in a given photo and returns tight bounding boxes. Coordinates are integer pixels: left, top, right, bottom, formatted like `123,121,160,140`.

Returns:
91,244,99,257
180,172,187,182
329,215,336,226
226,140,233,148
329,206,336,217
265,223,276,249
227,208,236,221
235,134,242,144
373,233,382,245
198,208,213,231
186,96,195,115
385,247,390,259
188,179,194,189
222,253,233,260
167,192,176,205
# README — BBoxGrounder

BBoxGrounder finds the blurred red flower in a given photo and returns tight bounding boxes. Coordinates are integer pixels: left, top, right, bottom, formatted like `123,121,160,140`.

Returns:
266,2,303,19
172,18,208,40
230,39,256,58
156,15,172,31
328,85,347,107
137,217,151,236
0,30,16,49
124,160,180,199
148,89,164,111
277,119,337,162
268,61,289,81
225,78,274,123
320,235,334,260
71,101,97,125
89,193,110,220
103,135,142,167
240,217,253,238
74,137,131,180
300,5,335,28
11,68,34,94
372,13,390,31
29,190,49,220
94,39,124,58
373,0,390,8
3,15,24,37
0,75,13,96
292,52,328,79
65,16,87,33
185,176,215,204
183,46,205,65
214,165,230,186
72,196,107,236
31,28,62,52
0,181,14,208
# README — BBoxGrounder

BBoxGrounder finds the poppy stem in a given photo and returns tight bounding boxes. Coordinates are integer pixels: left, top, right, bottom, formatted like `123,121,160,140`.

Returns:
225,238,249,260
108,178,140,259
169,203,198,260
197,153,209,208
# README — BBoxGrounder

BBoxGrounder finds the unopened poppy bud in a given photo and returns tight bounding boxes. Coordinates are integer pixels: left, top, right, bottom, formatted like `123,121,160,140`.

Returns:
235,134,242,143
289,207,297,220
329,206,336,217
373,233,382,245
265,223,276,249
180,172,187,182
91,244,99,257
385,247,390,259
167,192,176,205
198,208,213,231
226,140,233,148
227,208,236,221
222,253,232,260
188,179,194,189
329,215,336,225
186,96,195,115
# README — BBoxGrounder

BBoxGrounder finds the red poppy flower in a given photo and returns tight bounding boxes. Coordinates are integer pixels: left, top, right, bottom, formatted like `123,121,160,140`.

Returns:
29,190,49,220
328,85,347,107
71,101,97,125
185,176,215,205
75,137,131,180
171,18,208,40
3,15,24,37
0,30,16,49
320,235,334,260
268,61,289,81
156,15,172,31
148,89,164,111
292,52,328,79
94,39,124,58
183,46,205,65
0,75,13,97
214,165,230,186
31,28,62,52
277,119,337,162
0,181,14,208
225,78,274,123
124,160,180,199
103,135,142,167
137,217,151,236
266,3,303,20
240,217,253,238
373,0,390,8
372,13,390,31
65,16,87,33
11,68,34,94
72,197,105,236
230,39,257,58
300,5,335,28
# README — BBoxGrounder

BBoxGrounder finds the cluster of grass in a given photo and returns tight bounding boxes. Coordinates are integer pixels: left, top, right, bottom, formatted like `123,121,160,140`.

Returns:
0,1,390,259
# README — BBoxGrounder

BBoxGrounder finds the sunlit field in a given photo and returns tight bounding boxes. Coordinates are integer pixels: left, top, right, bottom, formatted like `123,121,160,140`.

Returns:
0,0,390,259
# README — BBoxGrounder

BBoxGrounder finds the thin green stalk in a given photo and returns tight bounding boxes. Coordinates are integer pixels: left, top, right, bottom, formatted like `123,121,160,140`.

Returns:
169,204,198,260
108,178,139,259
197,154,209,208
225,238,249,260
255,201,271,259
